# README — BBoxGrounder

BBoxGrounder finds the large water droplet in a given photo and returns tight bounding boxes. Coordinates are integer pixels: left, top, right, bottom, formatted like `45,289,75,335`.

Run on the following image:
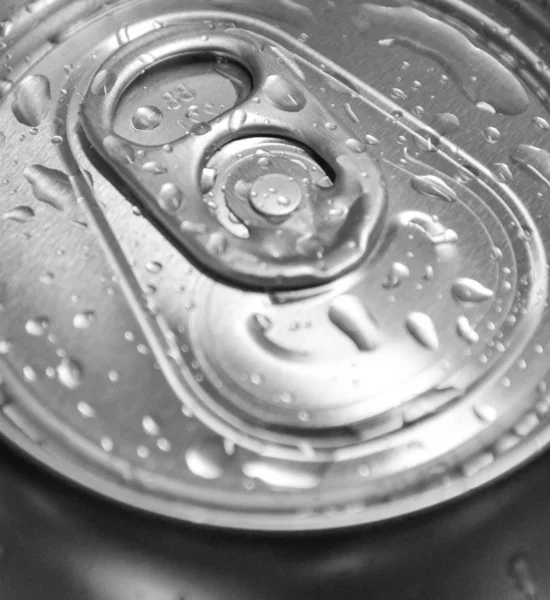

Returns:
357,5,529,115
11,74,51,127
264,75,306,112
406,312,439,350
158,183,183,212
242,460,320,490
185,436,230,480
383,262,410,288
3,205,34,222
452,278,494,304
24,165,72,210
456,315,479,344
57,358,83,389
510,144,550,186
411,174,458,202
131,105,163,131
328,295,380,351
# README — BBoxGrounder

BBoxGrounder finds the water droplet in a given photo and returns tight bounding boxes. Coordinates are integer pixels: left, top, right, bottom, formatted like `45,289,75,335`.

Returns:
57,358,83,390
116,23,130,46
264,75,306,112
0,19,13,37
508,554,538,600
185,435,230,480
3,205,34,222
452,278,494,304
456,316,479,344
131,105,163,131
146,261,162,274
345,138,365,153
23,165,72,210
142,161,167,175
158,183,183,212
11,74,51,127
328,295,380,351
77,401,95,418
25,316,49,336
242,460,320,490
23,365,39,382
483,126,501,144
494,162,513,183
473,403,497,423
365,134,379,146
411,174,458,202
228,108,247,132
510,144,550,186
73,311,95,329
252,313,272,331
142,415,160,436
50,135,63,145
434,112,461,135
406,312,439,350
383,262,410,288
390,87,407,101
190,121,212,136
101,437,114,452
0,79,13,99
533,116,550,130
357,5,529,115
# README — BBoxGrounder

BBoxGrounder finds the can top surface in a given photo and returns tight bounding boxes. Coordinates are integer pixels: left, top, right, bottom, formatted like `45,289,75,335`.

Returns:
0,0,550,531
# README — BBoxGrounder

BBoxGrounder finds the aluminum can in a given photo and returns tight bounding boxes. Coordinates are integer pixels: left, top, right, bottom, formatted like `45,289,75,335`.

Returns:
1,0,550,597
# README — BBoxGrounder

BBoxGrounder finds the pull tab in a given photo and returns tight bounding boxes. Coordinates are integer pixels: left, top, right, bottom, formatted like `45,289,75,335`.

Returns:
80,22,387,290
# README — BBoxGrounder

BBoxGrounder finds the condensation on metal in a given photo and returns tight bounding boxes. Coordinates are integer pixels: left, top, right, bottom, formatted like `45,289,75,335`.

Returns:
0,0,549,531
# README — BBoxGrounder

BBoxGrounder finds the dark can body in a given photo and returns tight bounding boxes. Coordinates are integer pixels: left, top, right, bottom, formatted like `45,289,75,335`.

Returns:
1,0,550,597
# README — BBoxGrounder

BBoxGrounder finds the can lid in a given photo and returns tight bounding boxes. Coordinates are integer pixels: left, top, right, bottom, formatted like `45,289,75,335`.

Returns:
1,0,550,530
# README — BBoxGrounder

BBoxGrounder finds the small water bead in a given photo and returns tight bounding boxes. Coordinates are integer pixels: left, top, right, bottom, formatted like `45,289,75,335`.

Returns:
25,316,49,336
137,445,150,459
533,116,550,130
146,261,163,274
57,358,83,389
73,311,95,329
77,401,95,418
157,438,171,452
483,127,501,143
474,403,497,423
23,365,39,382
456,316,479,344
142,415,160,436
